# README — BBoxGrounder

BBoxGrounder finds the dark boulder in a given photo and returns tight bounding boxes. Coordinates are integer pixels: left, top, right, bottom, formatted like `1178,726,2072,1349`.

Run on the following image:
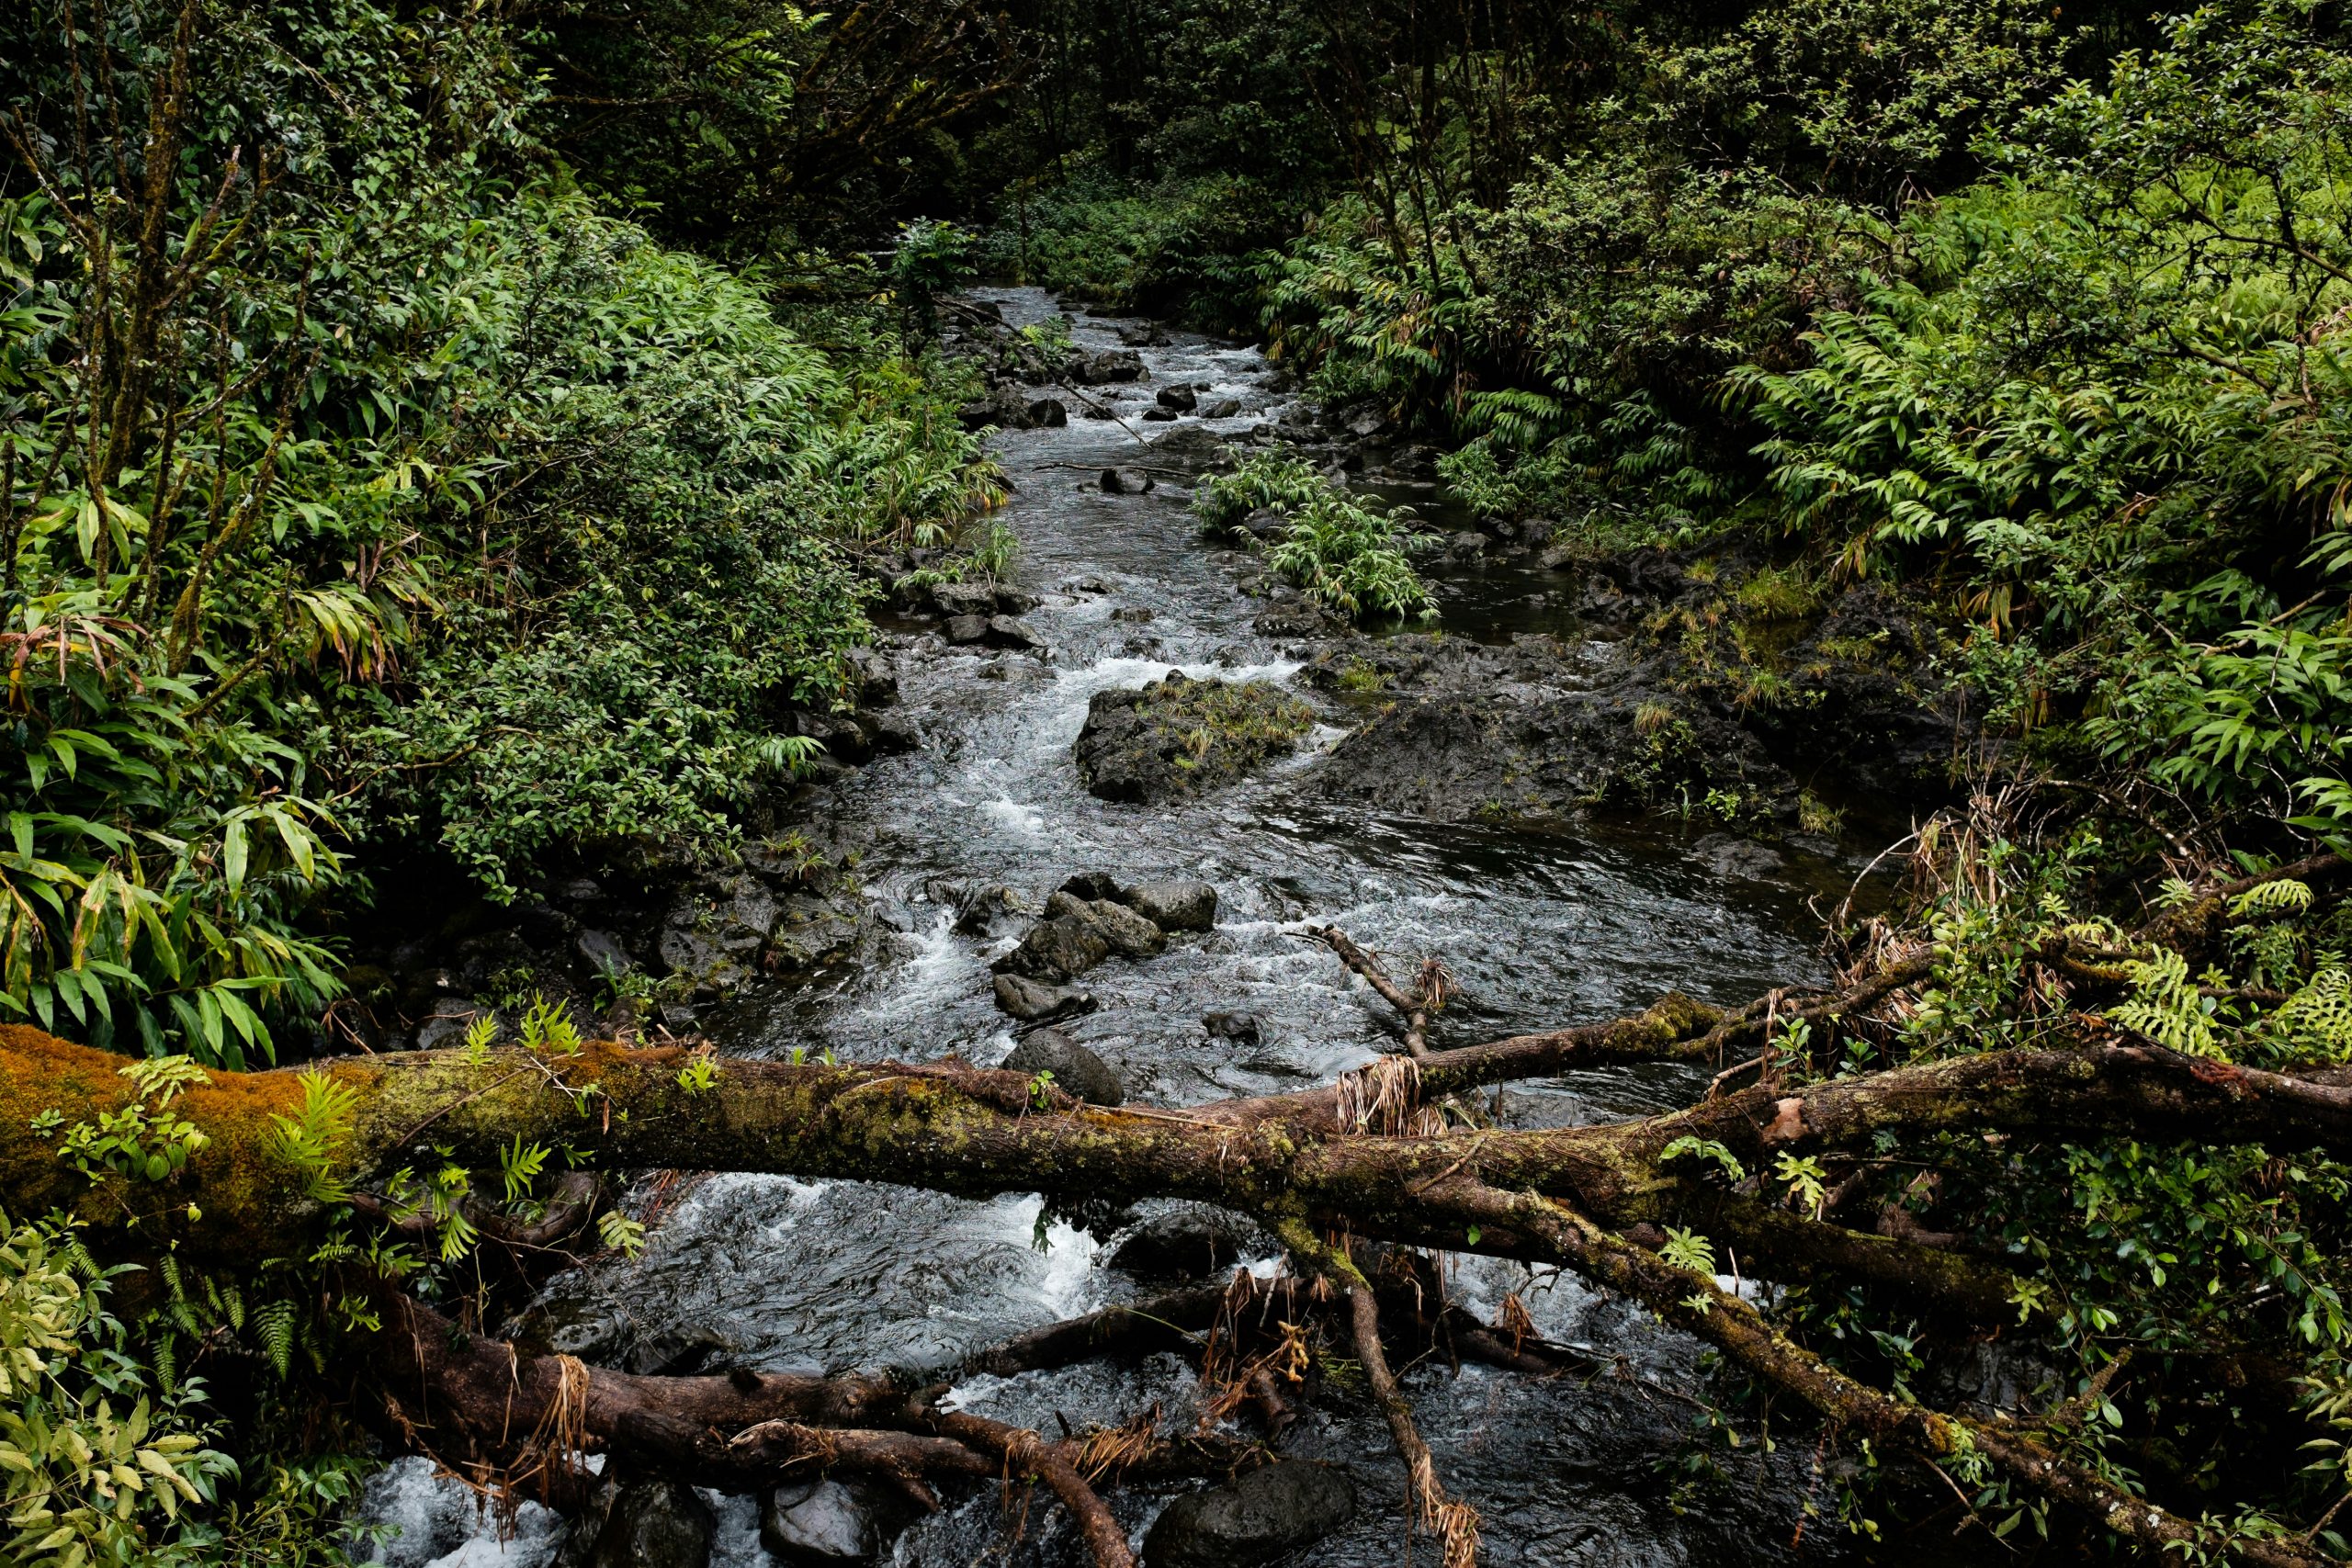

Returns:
1156,385,1198,412
1026,397,1069,427
1057,871,1122,901
586,1478,714,1568
991,973,1100,1023
1201,397,1243,419
1141,1463,1357,1568
994,909,1111,984
1002,1028,1125,1106
1069,348,1146,384
927,580,999,618
1148,423,1236,463
953,884,1032,938
984,615,1047,654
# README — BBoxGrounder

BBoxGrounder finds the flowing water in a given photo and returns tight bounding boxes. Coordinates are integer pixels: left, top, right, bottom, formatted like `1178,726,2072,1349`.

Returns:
360,290,1883,1567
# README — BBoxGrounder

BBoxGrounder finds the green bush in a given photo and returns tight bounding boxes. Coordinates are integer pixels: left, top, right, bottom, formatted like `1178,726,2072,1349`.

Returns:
0,0,1000,1055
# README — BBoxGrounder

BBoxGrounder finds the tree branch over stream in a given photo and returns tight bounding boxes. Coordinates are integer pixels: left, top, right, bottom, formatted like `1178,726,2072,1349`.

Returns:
6,858,2352,1566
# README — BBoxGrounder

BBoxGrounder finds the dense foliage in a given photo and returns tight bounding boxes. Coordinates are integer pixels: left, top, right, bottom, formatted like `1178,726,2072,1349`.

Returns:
0,0,997,1061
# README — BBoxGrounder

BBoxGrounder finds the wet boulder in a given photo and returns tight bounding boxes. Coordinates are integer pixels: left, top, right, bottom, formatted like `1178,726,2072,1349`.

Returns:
953,883,1033,938
1057,871,1122,901
585,1478,714,1568
927,580,1001,618
1046,890,1165,960
1072,672,1316,804
991,973,1100,1023
1069,348,1146,384
1156,385,1198,412
1002,1027,1125,1106
1201,397,1243,419
956,386,1035,432
1121,879,1216,933
761,1478,915,1564
1142,1463,1357,1568
994,908,1112,984
1026,396,1069,427
985,615,1047,655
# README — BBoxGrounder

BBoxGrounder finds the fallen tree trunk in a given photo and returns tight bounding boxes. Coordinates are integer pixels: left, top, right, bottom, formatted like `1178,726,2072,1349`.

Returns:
7,867,2352,1568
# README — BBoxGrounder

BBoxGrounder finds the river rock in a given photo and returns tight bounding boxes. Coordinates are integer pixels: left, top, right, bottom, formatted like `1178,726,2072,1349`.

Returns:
992,973,1100,1022
1203,1010,1260,1044
927,580,1000,618
1141,1463,1357,1568
1148,423,1236,462
1026,397,1069,427
413,998,481,1051
1141,408,1178,422
994,908,1112,983
1045,890,1165,959
1201,397,1243,419
954,883,1032,938
1157,385,1197,412
985,615,1047,654
586,1478,714,1568
574,928,631,976
1069,348,1145,384
1072,672,1316,804
956,386,1033,431
1002,1028,1125,1106
760,1479,912,1563
1110,1211,1246,1282
1057,871,1121,901
1117,322,1170,347
1121,879,1216,932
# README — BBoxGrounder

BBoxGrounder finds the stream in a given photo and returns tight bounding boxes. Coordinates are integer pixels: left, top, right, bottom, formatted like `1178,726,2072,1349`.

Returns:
360,289,1889,1567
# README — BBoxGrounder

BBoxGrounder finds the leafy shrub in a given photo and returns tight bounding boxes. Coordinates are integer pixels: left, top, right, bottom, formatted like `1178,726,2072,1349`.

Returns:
1194,455,1434,621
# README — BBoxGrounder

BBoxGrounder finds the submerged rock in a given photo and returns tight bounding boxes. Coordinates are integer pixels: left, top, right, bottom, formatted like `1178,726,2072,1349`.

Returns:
1142,1463,1357,1568
1202,1010,1261,1044
1072,672,1316,804
1110,1211,1247,1282
1002,1028,1125,1106
991,972,1100,1022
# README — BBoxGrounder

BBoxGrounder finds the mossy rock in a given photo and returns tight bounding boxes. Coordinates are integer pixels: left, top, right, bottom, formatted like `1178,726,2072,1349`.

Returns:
1072,671,1315,804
